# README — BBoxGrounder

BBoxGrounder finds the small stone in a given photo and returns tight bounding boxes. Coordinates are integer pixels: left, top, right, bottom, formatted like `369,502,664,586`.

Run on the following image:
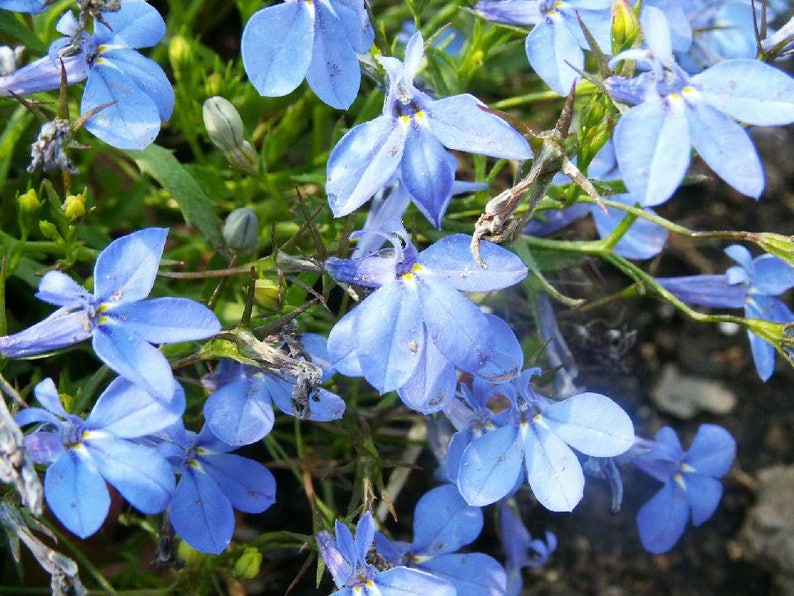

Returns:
650,363,737,419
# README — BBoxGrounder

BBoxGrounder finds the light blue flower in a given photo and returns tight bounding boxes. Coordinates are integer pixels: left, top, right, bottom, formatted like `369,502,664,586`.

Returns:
628,424,735,554
475,0,614,94
606,7,794,206
15,377,181,538
241,0,373,110
0,0,174,149
657,244,794,380
326,31,531,227
0,228,221,400
317,511,456,596
375,484,507,596
155,423,277,554
0,0,47,13
499,498,556,596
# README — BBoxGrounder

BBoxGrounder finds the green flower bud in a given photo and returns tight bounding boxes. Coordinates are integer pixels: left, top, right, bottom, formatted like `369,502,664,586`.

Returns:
17,189,41,234
253,278,281,311
177,540,206,566
38,220,61,242
223,207,259,254
233,547,262,580
168,34,193,79
63,194,86,220
612,0,642,54
203,96,259,174
204,73,224,98
752,232,794,268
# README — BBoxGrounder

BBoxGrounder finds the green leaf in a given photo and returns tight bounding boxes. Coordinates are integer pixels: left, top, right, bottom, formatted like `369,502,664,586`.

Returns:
0,11,47,53
125,145,226,254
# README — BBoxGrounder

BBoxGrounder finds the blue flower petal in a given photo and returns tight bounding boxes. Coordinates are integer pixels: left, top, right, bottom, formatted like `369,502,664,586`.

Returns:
106,298,220,343
458,424,523,506
684,473,723,526
397,338,457,414
475,314,524,382
412,484,483,556
241,1,314,98
94,0,166,48
171,467,234,554
204,373,275,445
752,255,794,295
525,15,582,95
326,116,407,216
327,309,364,377
85,434,174,514
45,449,110,538
201,452,276,513
35,271,92,306
636,481,689,554
376,566,456,595
93,228,167,304
614,97,691,206
656,274,747,308
0,307,92,358
684,424,736,478
419,553,507,596
523,422,583,512
97,48,174,121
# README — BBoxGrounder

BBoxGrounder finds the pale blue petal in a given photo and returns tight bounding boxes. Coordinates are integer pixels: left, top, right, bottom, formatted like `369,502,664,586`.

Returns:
376,565,456,595
525,15,582,95
355,512,375,564
415,272,493,374
397,338,457,414
752,255,794,295
354,281,424,393
267,378,346,421
93,228,166,304
458,424,523,506
105,298,220,343
475,0,541,25
326,116,407,216
94,0,166,48
591,203,669,260
413,484,483,555
45,448,109,538
684,474,723,526
23,430,66,465
656,274,747,308
636,481,689,554
35,271,91,306
428,94,532,159
201,452,276,513
92,324,175,401
684,424,735,478
640,6,674,64
302,332,335,382
400,117,454,228
97,49,174,121
523,423,584,512
171,468,233,554
334,519,357,565
613,98,691,206
327,309,364,377
86,377,184,436
204,374,275,445
686,99,764,199
82,62,162,149
475,314,524,382
725,243,753,272
542,392,634,457
32,377,69,417
402,31,425,85
0,307,92,358
85,434,174,514
418,234,528,292
306,1,361,109
333,0,374,52
419,553,507,596
692,59,794,126
747,326,776,381
0,0,47,13
241,1,314,97
0,52,89,97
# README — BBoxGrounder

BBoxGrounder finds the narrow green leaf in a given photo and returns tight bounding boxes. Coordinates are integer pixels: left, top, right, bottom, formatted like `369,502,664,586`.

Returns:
125,145,226,254
0,11,47,53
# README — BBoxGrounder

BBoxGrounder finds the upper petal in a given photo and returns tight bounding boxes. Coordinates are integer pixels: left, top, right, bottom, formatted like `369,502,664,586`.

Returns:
105,297,220,343
35,271,91,306
457,424,523,506
412,484,483,555
93,228,167,304
525,16,582,95
93,0,166,48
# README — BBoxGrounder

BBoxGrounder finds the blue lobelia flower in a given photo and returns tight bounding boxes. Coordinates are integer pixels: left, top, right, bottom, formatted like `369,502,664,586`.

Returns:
0,228,221,401
201,333,346,446
474,0,614,95
154,423,277,554
498,498,556,596
605,7,794,206
326,226,527,413
317,511,456,596
0,0,174,149
627,424,735,554
374,484,507,596
657,244,794,381
0,0,47,13
326,31,532,228
452,368,634,510
241,0,373,110
15,377,181,538
524,139,669,260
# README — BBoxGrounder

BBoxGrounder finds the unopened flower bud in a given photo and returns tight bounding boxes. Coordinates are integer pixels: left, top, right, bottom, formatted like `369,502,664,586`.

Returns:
38,220,61,242
223,207,259,254
233,547,262,580
612,0,642,54
203,96,259,174
204,73,224,98
254,278,281,311
17,189,41,233
753,233,794,268
63,194,86,220
177,540,206,566
168,34,193,78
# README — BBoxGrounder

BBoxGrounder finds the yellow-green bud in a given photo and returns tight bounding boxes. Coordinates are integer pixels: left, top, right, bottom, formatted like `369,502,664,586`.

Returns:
203,97,259,174
223,207,259,254
204,74,225,101
17,189,41,234
38,220,61,242
752,233,794,268
177,540,206,566
612,0,642,54
233,547,262,580
254,278,281,311
168,34,193,78
63,194,86,220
